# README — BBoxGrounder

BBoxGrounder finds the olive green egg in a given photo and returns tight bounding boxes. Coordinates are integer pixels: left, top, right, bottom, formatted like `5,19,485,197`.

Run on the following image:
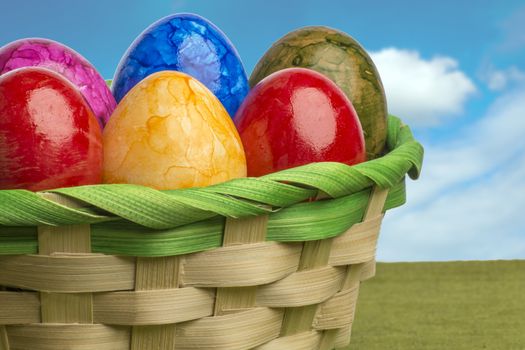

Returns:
250,26,387,159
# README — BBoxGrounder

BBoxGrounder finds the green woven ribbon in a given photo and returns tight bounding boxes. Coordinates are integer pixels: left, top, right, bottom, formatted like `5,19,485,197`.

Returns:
0,115,423,257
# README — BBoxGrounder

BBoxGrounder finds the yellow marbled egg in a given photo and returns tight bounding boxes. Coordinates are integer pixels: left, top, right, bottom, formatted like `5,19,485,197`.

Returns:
103,71,246,190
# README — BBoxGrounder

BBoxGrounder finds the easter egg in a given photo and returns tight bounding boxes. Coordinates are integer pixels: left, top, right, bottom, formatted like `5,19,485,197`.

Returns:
234,68,366,177
250,26,387,159
0,38,116,128
112,13,249,117
103,71,246,190
0,67,103,191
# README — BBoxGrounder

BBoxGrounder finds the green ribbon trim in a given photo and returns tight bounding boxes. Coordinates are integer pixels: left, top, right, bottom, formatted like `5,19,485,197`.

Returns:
0,115,423,257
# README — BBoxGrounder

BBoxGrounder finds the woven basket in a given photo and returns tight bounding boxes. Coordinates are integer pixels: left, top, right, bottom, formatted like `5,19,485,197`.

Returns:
0,115,422,350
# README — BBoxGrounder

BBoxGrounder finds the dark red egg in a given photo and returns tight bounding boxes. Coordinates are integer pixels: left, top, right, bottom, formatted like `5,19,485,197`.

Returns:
234,67,366,177
0,67,103,191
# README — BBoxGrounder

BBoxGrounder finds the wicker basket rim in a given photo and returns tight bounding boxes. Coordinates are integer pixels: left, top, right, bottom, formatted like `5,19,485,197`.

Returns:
0,115,423,230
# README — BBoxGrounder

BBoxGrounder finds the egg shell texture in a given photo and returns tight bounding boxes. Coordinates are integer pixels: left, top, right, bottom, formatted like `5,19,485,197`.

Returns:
0,67,103,191
235,68,366,177
103,71,247,190
249,26,387,159
112,13,249,117
0,38,116,128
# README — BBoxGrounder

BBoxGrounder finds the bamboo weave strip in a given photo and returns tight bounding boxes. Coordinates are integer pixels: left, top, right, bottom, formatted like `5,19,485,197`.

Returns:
93,288,214,325
313,285,359,330
279,240,336,336
175,308,283,350
40,293,93,324
334,325,351,349
360,258,377,281
255,330,321,349
0,327,8,350
37,193,94,325
0,292,39,324
0,254,135,292
213,215,269,318
6,324,130,350
181,241,301,287
256,266,346,307
131,256,180,349
330,187,389,349
329,214,383,266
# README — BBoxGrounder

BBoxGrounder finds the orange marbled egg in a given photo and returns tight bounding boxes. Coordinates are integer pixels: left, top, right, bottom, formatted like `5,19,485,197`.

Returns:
103,71,246,190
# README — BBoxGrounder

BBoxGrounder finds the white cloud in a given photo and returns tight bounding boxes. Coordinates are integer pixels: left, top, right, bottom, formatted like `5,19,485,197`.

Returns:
480,65,525,91
370,48,476,127
378,88,525,261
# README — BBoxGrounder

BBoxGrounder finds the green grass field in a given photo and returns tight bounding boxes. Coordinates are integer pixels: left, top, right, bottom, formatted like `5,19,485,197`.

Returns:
348,260,525,350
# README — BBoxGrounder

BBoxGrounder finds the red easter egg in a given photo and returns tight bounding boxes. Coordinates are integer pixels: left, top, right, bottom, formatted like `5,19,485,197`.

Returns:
234,67,366,177
0,67,103,191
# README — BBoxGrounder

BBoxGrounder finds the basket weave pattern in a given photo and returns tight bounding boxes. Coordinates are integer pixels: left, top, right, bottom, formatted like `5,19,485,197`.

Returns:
0,116,423,350
1,189,384,350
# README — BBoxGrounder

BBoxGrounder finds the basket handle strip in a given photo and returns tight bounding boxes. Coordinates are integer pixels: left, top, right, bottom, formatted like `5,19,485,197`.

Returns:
37,193,93,324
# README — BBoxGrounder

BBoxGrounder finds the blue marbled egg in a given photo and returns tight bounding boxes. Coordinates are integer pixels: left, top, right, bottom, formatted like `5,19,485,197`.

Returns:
112,13,249,117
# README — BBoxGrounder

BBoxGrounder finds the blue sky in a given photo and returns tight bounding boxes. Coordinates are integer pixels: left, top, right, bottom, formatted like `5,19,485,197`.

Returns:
2,0,525,261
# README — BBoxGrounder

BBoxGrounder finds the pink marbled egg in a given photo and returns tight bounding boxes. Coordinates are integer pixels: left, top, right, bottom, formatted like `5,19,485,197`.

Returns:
0,38,116,128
